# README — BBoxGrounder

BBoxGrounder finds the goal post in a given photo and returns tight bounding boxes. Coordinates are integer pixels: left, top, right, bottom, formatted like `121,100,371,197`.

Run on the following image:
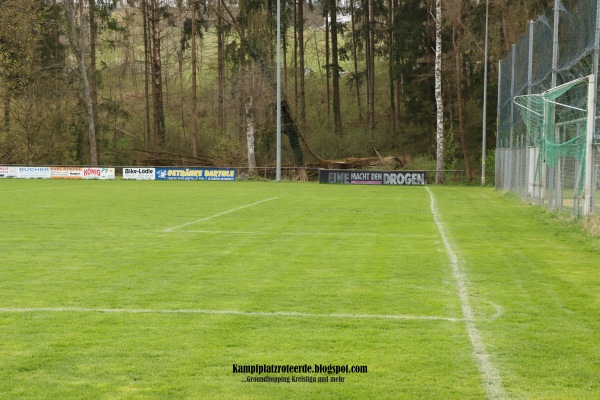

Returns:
513,74,597,216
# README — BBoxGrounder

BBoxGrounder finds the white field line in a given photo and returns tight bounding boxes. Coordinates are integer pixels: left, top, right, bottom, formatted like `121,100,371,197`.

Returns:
162,197,278,232
426,187,505,400
168,230,429,238
0,307,462,322
0,185,91,193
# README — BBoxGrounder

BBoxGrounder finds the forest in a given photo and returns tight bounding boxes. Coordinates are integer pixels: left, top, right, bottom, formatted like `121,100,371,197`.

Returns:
0,0,554,180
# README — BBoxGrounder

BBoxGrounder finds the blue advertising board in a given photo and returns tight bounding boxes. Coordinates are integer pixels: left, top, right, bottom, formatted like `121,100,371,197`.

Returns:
155,167,237,181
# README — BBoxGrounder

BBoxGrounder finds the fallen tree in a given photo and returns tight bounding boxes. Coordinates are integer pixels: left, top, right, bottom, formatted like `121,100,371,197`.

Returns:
212,2,404,173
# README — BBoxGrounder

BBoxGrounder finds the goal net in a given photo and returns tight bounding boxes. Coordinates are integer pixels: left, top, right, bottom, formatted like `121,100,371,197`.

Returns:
513,75,595,215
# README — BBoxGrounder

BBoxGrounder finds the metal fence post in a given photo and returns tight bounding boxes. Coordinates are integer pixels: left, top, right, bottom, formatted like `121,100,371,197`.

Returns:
509,45,516,191
526,20,534,201
584,74,597,215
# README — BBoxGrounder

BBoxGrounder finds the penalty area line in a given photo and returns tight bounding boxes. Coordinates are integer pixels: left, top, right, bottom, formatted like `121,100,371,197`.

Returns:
0,307,462,322
168,230,430,238
426,187,505,400
162,197,278,232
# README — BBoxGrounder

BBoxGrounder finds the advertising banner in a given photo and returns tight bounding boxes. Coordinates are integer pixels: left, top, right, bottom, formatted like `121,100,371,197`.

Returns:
319,169,426,186
50,167,84,179
16,167,51,179
0,166,18,178
122,167,156,180
155,167,237,181
83,167,115,180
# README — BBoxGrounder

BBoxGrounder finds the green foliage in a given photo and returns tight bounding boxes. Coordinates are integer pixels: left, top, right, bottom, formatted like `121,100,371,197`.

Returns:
401,154,436,170
209,135,248,167
443,128,461,171
180,15,207,51
0,0,510,168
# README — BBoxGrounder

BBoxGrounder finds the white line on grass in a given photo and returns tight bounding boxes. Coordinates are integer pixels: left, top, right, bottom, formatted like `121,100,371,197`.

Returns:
168,230,429,238
0,307,462,322
162,197,278,232
0,185,92,193
426,187,505,400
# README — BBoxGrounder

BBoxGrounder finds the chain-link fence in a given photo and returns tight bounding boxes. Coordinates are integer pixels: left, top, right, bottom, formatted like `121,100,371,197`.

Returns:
497,0,600,216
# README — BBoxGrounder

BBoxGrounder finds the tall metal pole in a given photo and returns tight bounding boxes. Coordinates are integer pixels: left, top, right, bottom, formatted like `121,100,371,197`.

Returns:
584,74,596,215
585,0,600,214
526,20,534,201
481,0,489,185
276,0,282,181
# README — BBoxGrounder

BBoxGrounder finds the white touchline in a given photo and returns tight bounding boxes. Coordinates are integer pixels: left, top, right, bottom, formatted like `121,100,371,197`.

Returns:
0,307,463,322
162,197,278,232
425,187,505,400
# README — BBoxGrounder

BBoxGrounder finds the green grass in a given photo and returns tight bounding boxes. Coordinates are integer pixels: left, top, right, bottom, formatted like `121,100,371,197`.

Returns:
0,180,598,399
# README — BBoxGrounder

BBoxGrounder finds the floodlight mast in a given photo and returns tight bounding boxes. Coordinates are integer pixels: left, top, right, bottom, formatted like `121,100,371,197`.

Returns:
276,0,282,182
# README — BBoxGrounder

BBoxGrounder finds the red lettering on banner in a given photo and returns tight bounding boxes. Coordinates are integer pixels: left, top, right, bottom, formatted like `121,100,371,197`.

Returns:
83,168,101,177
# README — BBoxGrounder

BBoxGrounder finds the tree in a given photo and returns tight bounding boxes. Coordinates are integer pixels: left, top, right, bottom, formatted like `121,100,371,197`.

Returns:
244,95,256,173
65,0,99,165
329,0,342,135
387,0,397,135
448,0,472,180
150,0,166,147
325,10,331,125
363,0,375,134
297,0,306,123
217,0,226,134
347,0,363,121
218,0,305,166
141,0,152,148
191,0,199,157
434,0,443,183
0,0,40,161
88,0,100,160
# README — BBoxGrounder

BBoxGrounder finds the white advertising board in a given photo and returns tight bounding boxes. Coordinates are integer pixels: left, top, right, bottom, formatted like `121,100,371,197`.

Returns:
123,167,155,180
16,167,51,179
83,167,115,180
0,166,18,178
50,167,84,179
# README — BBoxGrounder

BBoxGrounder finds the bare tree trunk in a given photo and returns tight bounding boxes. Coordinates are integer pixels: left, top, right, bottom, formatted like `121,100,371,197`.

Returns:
500,0,511,53
396,59,402,129
191,0,199,157
177,3,186,150
88,0,100,160
393,0,400,129
298,0,306,123
151,0,166,148
325,13,331,126
142,0,152,148
350,0,362,120
369,0,375,133
330,0,342,135
217,1,226,134
365,0,375,134
435,0,444,184
364,0,371,129
453,24,472,180
68,0,98,165
387,0,396,135
283,19,288,91
294,1,298,113
244,96,256,174
3,94,10,133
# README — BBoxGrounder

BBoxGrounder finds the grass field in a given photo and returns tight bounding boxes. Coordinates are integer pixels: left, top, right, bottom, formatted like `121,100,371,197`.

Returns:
0,179,599,399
